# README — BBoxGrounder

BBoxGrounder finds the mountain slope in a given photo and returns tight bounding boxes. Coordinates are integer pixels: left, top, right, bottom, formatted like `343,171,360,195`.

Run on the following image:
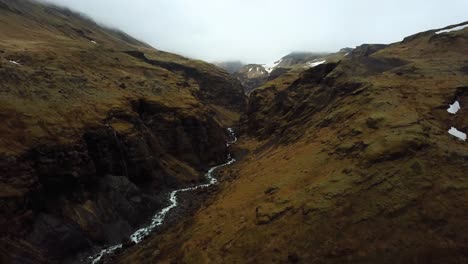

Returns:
0,0,246,263
233,64,270,93
117,22,468,263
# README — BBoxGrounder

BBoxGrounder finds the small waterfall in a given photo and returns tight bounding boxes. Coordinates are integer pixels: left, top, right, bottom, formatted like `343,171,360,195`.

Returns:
109,127,130,179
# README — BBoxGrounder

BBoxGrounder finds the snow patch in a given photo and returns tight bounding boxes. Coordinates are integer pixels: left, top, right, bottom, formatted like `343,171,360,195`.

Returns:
91,40,97,44
447,101,460,114
448,127,466,141
306,60,326,68
248,67,252,72
435,24,468,34
263,58,282,74
9,60,20,65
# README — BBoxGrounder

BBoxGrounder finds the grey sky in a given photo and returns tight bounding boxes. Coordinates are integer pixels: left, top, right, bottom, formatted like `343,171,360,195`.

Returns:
44,0,468,64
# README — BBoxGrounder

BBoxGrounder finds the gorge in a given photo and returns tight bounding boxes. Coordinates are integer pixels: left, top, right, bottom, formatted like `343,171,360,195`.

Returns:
1,1,467,264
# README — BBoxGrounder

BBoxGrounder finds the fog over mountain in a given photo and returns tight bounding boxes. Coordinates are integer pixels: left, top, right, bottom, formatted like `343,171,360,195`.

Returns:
42,0,468,64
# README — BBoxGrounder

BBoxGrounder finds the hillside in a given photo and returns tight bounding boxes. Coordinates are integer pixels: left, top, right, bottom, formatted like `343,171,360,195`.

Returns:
116,22,468,263
0,0,246,263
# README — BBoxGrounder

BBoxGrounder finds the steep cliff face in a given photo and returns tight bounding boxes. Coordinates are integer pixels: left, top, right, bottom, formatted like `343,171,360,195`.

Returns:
242,62,340,139
116,22,468,263
2,99,227,263
0,0,246,263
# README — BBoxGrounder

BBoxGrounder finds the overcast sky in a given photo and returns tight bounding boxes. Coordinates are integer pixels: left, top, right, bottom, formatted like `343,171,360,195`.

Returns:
44,0,467,64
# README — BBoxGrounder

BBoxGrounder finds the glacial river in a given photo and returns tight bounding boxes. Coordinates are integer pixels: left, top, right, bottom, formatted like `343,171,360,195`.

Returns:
90,128,238,263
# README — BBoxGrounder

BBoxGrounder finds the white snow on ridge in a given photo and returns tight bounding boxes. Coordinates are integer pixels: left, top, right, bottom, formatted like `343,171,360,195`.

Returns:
9,60,20,65
448,127,466,141
263,58,283,74
91,40,97,44
306,60,326,68
447,101,460,114
435,24,468,34
248,67,253,72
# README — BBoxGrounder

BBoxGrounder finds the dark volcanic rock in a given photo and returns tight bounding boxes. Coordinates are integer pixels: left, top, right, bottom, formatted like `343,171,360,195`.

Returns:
27,214,90,260
0,99,229,263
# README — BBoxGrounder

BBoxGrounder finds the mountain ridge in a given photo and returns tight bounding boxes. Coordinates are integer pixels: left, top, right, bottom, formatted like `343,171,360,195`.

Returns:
233,50,351,93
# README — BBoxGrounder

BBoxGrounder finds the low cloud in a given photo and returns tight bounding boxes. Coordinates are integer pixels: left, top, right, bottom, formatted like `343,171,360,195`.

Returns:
44,0,468,64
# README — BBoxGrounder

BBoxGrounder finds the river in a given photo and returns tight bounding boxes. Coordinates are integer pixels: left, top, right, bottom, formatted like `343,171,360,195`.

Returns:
89,128,238,263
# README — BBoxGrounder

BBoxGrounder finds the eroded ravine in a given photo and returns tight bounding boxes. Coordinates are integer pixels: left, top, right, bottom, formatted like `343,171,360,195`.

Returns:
90,128,238,264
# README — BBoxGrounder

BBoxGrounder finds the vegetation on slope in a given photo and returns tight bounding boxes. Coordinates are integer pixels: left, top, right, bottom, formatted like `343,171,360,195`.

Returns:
0,0,246,263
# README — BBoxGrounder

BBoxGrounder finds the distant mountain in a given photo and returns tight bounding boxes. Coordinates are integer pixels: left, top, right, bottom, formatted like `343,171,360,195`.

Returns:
234,50,352,92
233,64,269,92
274,51,328,68
214,61,245,74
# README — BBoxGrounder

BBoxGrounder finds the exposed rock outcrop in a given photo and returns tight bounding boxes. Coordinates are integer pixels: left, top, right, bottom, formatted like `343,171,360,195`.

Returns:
1,99,230,263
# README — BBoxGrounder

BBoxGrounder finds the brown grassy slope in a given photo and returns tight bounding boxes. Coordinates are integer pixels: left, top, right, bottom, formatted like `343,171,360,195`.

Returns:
117,23,468,263
0,0,245,155
0,1,246,263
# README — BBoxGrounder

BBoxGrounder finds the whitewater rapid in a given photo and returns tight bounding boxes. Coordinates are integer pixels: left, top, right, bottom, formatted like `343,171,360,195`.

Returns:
90,128,237,264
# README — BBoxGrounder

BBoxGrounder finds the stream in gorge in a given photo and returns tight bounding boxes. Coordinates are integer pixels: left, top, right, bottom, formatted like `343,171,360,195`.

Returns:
89,128,238,263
